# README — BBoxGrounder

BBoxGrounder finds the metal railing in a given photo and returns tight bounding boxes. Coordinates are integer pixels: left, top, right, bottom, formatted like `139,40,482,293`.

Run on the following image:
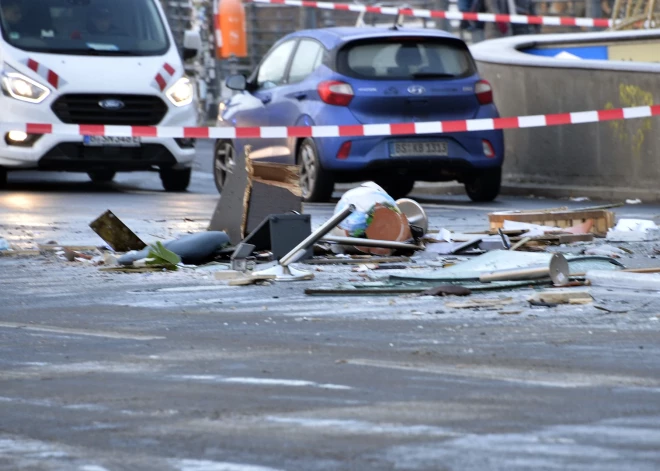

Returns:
184,0,610,118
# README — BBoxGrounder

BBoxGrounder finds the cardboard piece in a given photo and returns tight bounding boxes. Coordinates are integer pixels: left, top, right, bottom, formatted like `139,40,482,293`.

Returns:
528,290,593,305
209,145,302,244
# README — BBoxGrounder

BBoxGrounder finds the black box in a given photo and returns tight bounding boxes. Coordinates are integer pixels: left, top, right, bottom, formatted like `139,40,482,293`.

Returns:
242,214,312,260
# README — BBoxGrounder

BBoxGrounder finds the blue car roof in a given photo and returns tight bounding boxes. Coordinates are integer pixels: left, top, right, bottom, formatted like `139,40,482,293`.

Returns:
286,27,462,50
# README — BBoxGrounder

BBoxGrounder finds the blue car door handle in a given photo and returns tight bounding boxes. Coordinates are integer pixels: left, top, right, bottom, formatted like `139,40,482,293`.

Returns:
260,93,272,104
294,92,307,101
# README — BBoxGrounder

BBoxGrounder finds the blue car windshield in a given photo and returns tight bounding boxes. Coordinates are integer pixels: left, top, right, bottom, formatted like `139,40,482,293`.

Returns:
339,38,476,79
0,0,169,56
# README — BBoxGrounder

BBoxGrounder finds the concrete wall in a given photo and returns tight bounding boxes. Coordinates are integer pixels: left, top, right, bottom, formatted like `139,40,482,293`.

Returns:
471,31,660,199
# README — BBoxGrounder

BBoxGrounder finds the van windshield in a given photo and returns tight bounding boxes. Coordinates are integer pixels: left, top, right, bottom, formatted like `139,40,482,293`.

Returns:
0,0,169,56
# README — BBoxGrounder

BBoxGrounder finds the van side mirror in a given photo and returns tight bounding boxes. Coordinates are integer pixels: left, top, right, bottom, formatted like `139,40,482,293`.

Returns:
226,74,247,91
183,29,202,61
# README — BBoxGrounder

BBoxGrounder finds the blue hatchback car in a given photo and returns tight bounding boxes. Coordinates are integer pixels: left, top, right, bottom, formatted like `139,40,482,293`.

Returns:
215,26,504,202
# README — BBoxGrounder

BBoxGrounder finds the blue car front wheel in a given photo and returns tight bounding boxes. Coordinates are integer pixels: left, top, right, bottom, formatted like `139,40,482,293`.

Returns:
214,140,236,194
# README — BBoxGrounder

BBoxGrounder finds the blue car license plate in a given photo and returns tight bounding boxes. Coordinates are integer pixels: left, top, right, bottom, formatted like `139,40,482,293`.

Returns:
391,141,448,157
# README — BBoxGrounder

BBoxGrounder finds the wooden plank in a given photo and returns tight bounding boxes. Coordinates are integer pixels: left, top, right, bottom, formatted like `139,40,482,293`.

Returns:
304,256,411,265
558,233,594,244
0,250,41,257
489,209,615,234
38,244,101,252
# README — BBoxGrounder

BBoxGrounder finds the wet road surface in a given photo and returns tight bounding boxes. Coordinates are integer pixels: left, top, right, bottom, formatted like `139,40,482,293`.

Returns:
1,141,660,470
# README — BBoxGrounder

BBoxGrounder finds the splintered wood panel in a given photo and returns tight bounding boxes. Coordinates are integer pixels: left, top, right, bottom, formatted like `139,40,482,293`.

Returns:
208,145,252,244
488,210,615,235
208,147,302,245
252,162,300,188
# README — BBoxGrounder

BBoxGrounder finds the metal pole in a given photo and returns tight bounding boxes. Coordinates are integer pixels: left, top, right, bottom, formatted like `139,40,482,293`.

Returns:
321,235,425,252
279,205,355,267
586,0,603,30
434,0,450,31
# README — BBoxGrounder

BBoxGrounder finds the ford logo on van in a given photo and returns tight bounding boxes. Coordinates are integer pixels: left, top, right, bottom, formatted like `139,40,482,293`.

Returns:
99,99,125,110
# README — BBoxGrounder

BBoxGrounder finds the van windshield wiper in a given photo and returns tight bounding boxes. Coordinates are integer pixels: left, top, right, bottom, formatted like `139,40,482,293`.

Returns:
411,72,457,79
43,48,137,56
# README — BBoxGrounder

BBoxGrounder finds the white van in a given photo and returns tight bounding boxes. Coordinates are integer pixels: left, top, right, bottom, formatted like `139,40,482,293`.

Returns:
0,0,200,191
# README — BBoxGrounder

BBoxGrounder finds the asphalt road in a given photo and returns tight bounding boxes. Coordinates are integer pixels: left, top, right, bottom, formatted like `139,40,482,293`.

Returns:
1,141,660,471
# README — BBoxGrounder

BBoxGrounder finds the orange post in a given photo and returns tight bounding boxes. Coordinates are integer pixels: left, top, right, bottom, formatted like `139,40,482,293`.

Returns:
216,0,247,59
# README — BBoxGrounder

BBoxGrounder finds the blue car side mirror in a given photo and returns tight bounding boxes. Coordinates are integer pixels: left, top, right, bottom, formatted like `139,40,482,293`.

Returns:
226,75,247,91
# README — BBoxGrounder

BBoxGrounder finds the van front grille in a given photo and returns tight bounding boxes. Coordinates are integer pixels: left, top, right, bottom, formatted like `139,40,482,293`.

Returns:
52,94,168,125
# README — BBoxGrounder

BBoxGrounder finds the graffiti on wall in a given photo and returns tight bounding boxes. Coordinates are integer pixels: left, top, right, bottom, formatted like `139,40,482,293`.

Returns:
605,84,654,156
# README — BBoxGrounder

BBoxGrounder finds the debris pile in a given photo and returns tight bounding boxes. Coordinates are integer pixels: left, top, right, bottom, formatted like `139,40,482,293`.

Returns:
9,145,657,313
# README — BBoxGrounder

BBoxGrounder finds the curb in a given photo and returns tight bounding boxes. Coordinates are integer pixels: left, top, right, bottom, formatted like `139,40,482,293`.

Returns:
497,183,660,203
339,182,660,203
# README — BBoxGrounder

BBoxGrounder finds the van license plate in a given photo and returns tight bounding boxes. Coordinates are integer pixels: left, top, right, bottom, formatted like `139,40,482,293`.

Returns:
391,141,448,157
84,136,141,147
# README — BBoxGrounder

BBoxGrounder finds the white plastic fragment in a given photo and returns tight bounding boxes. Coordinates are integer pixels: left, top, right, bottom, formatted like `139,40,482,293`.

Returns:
438,228,453,242
612,219,657,232
586,270,660,291
584,244,627,258
606,218,660,242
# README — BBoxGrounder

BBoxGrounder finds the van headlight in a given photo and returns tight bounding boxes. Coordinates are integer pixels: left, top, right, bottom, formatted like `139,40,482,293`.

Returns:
1,72,50,104
166,77,194,107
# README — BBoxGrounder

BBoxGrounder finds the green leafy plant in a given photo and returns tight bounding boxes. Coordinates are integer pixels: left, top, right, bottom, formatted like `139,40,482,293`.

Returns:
146,242,181,271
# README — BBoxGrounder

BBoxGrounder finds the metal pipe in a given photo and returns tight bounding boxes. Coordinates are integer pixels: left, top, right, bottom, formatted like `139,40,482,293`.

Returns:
321,235,424,251
479,254,569,286
279,205,355,267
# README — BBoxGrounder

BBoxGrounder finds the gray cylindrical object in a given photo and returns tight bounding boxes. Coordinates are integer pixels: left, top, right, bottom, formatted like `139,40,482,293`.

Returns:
480,266,552,283
479,254,569,285
279,205,355,266
586,270,660,291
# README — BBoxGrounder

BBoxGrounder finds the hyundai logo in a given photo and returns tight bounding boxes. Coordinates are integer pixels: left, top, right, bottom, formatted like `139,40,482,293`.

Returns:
407,85,425,95
99,99,125,110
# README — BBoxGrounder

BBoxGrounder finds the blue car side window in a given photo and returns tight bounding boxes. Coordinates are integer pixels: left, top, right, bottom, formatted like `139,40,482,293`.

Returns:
257,40,296,89
288,39,324,83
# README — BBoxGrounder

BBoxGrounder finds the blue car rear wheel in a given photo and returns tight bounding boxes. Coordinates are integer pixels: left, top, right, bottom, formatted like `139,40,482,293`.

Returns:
298,138,334,203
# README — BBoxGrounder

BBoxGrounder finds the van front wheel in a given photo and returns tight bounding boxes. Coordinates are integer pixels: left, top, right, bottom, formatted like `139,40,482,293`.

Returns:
87,170,116,183
160,167,191,192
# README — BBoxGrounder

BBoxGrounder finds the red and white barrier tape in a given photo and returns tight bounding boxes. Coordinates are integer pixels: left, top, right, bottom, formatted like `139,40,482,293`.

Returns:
247,0,615,28
6,105,658,139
